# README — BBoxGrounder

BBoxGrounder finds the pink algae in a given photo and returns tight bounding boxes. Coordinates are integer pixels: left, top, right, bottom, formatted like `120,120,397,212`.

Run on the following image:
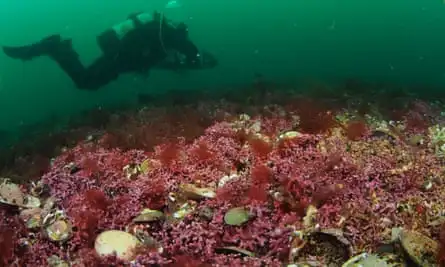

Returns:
0,97,443,266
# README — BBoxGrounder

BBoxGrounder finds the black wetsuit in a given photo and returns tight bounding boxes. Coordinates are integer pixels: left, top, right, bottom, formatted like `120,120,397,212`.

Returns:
2,12,216,90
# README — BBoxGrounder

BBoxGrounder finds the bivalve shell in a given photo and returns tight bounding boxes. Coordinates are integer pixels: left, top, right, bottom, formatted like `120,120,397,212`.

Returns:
133,209,164,223
45,219,73,242
23,195,41,208
224,207,250,226
179,183,216,200
278,131,302,141
0,180,40,208
94,230,140,261
0,180,25,207
20,208,42,229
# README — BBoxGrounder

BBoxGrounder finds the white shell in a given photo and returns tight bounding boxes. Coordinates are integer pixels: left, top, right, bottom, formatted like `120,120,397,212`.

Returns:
278,131,302,141
95,230,140,261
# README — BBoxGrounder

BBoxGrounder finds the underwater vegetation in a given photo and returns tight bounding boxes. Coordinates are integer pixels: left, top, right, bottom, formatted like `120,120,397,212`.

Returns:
1,82,445,266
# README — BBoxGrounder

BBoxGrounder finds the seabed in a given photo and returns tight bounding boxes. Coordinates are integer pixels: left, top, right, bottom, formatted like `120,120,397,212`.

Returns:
0,80,445,266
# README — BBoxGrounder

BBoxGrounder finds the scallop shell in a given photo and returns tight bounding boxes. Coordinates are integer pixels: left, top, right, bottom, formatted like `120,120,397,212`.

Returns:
399,230,438,267
224,207,250,226
179,183,216,200
45,219,73,242
278,131,302,141
0,180,25,206
94,230,140,261
133,209,164,223
0,180,40,208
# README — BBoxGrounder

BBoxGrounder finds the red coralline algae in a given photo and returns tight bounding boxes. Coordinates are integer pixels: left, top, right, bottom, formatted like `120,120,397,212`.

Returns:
3,98,445,266
248,136,273,158
346,120,368,141
250,164,271,184
158,142,181,166
190,142,215,162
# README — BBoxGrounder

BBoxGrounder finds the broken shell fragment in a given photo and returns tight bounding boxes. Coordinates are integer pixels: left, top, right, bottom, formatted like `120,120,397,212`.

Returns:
138,159,153,174
30,180,50,197
42,197,57,219
123,164,140,180
45,219,73,242
47,255,70,267
224,207,250,226
94,230,140,261
342,252,405,267
133,209,164,223
23,195,41,209
215,246,255,257
399,229,438,267
288,261,323,267
278,131,302,141
289,230,306,263
20,208,42,229
198,206,214,221
218,173,240,188
303,204,318,229
133,228,158,247
421,180,433,191
173,202,196,220
42,210,66,227
179,183,216,200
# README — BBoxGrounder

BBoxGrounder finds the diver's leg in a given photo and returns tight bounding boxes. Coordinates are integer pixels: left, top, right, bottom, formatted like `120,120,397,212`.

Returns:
78,56,120,90
4,35,119,90
2,35,90,89
50,46,120,90
46,39,91,89
2,34,63,60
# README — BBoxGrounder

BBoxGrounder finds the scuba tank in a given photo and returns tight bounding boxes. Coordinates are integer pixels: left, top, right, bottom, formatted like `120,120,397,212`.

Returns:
97,12,154,55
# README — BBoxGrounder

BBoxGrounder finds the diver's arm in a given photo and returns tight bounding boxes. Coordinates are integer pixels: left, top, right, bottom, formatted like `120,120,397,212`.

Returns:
156,49,218,71
175,39,203,69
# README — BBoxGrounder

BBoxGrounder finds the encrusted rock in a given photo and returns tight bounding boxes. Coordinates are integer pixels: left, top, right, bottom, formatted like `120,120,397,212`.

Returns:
399,229,438,267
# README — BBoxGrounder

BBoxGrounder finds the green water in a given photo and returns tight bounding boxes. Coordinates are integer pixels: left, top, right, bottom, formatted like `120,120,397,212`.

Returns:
1,0,445,132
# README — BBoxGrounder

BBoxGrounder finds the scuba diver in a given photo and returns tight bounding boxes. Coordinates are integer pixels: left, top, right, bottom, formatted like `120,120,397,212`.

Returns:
1,11,218,90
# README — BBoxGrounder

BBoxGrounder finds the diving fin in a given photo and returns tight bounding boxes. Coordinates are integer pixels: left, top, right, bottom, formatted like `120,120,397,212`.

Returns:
2,34,63,61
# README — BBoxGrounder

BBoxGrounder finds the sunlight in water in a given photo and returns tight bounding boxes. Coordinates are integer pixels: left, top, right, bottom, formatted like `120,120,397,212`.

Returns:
165,0,182,9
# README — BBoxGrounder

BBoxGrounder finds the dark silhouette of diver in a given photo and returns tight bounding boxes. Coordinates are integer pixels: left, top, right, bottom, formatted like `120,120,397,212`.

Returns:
2,11,218,90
